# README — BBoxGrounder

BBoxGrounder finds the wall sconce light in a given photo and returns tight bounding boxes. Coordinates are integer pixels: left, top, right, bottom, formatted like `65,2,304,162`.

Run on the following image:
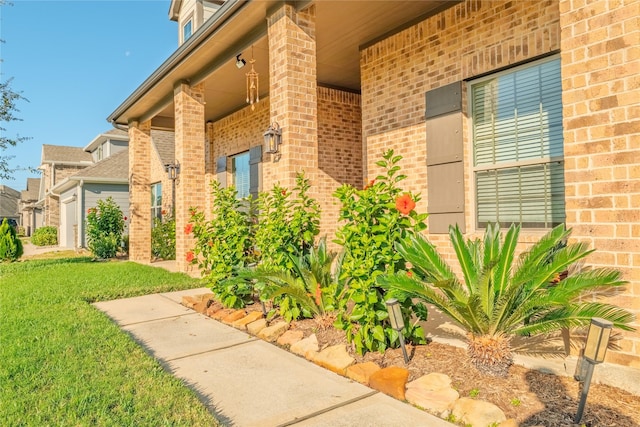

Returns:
235,54,246,69
574,317,613,423
386,298,409,364
165,162,180,180
263,122,282,154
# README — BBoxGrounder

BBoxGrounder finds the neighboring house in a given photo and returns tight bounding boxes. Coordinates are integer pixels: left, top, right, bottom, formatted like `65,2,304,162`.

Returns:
36,145,94,228
0,185,21,225
108,1,639,368
19,178,42,236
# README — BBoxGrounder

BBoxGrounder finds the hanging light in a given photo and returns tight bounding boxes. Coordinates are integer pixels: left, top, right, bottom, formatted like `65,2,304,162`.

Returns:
246,46,259,110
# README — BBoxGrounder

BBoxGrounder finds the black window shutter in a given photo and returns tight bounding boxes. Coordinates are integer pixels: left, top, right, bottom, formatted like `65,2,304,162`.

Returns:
249,145,262,200
216,156,227,187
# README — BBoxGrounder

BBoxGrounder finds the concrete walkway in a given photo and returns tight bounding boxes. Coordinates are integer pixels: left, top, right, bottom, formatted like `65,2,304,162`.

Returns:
94,288,452,427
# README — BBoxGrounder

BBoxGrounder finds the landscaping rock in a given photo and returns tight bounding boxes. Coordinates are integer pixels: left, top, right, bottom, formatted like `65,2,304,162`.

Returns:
205,302,224,317
405,373,459,413
368,366,409,400
211,308,234,320
221,309,247,324
277,330,304,347
246,318,267,335
311,344,355,375
257,321,289,342
345,362,381,385
499,419,519,427
232,311,263,330
450,397,507,427
290,334,319,358
181,295,198,308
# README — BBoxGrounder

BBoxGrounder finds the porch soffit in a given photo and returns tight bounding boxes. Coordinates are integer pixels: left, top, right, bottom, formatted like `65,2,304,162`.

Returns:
108,0,455,127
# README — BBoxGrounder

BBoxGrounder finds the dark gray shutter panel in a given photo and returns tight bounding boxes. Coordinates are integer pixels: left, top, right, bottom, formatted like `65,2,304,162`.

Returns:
426,81,465,233
216,156,227,187
249,145,262,200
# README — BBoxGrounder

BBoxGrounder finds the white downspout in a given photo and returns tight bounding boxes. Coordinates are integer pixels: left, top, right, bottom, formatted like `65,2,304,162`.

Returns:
77,180,84,248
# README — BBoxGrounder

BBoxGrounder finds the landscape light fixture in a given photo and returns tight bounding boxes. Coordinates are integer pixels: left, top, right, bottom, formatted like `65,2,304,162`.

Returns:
386,298,409,364
235,54,246,69
263,122,282,154
574,317,613,423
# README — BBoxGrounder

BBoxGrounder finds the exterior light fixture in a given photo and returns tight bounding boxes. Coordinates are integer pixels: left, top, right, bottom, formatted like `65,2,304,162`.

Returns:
165,162,180,215
386,298,409,364
235,54,246,69
263,122,282,154
574,318,613,423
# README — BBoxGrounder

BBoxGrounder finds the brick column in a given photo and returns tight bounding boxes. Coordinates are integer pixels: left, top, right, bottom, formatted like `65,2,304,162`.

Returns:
174,81,206,272
560,0,640,367
266,4,318,191
128,120,152,262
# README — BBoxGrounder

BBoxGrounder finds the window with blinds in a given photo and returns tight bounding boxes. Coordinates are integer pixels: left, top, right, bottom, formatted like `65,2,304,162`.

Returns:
471,56,565,228
150,182,163,223
232,152,251,199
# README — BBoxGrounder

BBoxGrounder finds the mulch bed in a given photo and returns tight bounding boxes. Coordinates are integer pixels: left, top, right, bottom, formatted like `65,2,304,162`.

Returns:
288,317,640,427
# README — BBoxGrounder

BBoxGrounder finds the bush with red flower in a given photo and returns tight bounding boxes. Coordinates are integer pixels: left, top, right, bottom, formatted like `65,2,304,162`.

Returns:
333,149,428,354
152,212,175,260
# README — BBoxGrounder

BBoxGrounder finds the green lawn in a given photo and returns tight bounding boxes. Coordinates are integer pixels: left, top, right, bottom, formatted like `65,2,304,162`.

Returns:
0,257,220,426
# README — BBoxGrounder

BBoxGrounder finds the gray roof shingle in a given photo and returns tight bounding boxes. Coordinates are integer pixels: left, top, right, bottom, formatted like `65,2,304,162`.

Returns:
152,130,175,166
68,149,128,181
42,145,93,164
21,178,41,201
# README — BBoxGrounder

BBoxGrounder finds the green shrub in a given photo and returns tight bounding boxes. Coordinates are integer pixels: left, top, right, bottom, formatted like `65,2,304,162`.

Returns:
16,225,25,237
151,215,175,260
255,172,320,271
333,150,428,355
31,226,58,246
86,197,125,260
0,218,23,261
190,181,255,308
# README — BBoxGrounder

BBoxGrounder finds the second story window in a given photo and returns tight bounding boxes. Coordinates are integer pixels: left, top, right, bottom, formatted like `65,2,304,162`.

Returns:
182,19,193,42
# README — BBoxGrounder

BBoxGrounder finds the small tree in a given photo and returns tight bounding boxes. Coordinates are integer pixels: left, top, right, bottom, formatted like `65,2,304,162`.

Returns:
0,218,23,261
86,197,125,259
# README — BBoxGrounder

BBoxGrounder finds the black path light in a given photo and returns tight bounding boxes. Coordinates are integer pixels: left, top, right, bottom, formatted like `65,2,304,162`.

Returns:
574,317,613,423
386,298,409,364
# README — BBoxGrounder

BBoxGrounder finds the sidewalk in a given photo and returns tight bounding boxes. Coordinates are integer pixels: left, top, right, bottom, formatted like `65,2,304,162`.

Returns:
94,288,452,427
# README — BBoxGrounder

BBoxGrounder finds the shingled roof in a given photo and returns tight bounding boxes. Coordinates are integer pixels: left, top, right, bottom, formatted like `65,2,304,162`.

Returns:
21,178,41,201
152,129,175,166
67,149,128,181
41,145,93,164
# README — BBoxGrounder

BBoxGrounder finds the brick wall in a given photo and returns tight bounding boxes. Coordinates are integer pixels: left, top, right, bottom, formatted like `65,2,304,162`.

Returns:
559,0,640,367
317,86,363,239
361,0,639,366
128,121,152,262
174,82,206,272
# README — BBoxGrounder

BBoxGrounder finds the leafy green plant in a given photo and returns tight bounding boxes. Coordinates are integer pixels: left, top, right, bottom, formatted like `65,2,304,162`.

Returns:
151,214,175,260
237,237,348,324
333,150,428,355
190,181,255,308
469,388,480,398
86,197,125,259
379,223,635,376
31,226,58,246
510,397,521,407
0,218,23,261
255,172,320,271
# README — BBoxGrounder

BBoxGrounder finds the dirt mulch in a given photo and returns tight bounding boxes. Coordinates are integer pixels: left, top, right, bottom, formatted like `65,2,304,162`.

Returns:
289,318,640,427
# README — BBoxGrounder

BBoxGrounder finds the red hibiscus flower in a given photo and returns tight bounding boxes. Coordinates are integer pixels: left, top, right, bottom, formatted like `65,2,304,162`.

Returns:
363,179,376,190
123,216,128,221
281,189,287,196
184,223,193,234
407,270,413,278
186,251,195,262
395,193,416,215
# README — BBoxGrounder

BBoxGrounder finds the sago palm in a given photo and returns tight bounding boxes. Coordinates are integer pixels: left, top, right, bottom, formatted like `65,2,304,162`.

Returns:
378,223,634,377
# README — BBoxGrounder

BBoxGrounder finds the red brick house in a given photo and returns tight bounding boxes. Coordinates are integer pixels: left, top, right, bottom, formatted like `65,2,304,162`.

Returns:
108,0,639,369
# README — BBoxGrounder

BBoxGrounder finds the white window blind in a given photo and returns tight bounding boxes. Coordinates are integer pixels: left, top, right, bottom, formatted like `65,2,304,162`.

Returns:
471,57,565,228
232,152,250,199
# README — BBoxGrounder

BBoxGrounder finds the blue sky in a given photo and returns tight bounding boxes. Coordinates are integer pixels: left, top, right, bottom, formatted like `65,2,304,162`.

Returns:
1,0,176,190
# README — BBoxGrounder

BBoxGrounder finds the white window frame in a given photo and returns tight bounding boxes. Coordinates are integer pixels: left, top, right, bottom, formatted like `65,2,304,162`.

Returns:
468,55,565,229
182,17,193,44
150,182,163,224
